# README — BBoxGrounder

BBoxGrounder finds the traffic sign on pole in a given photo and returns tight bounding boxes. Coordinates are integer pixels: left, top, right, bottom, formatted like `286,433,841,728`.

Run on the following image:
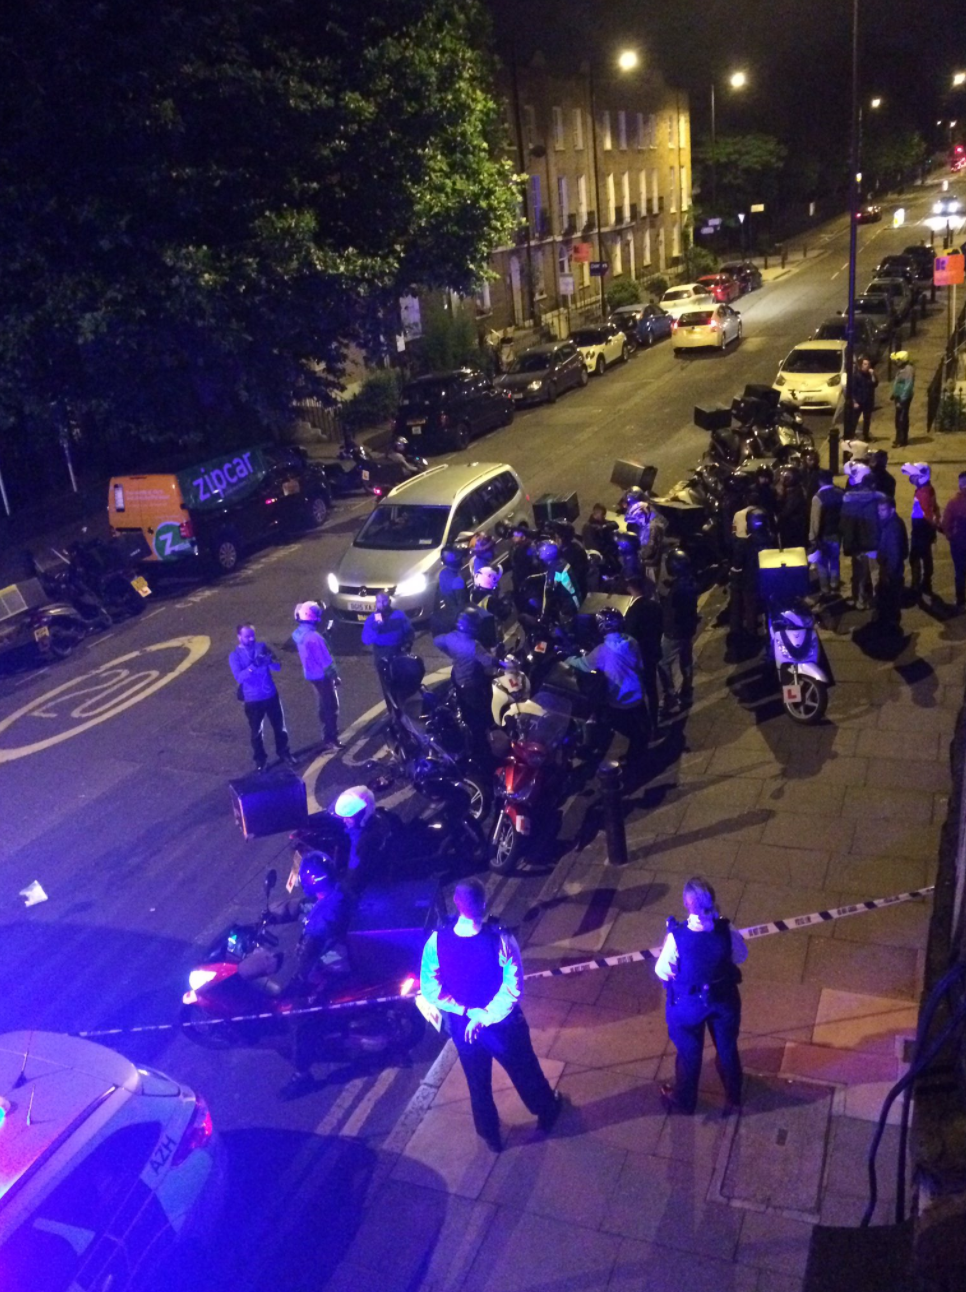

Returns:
737,213,746,224
589,261,609,277
934,252,965,286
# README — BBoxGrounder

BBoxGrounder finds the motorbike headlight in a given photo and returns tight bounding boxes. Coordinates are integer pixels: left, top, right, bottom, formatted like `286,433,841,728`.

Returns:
394,572,428,598
326,572,339,594
188,968,218,991
527,380,543,391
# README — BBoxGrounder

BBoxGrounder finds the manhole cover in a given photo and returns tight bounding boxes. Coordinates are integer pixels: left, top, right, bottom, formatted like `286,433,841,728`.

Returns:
711,1076,835,1220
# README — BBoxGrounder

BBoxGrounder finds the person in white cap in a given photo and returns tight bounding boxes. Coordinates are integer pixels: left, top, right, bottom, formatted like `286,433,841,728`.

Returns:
292,602,341,751
840,460,885,611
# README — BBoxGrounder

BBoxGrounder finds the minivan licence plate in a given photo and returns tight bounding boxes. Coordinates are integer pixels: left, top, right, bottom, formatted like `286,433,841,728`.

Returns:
348,600,369,612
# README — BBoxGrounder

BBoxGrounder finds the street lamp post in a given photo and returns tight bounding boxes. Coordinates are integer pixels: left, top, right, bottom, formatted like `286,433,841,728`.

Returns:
587,49,640,319
844,0,860,440
710,70,747,214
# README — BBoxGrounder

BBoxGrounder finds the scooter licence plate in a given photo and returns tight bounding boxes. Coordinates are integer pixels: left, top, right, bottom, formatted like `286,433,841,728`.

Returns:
782,684,802,704
514,814,531,834
33,624,50,645
131,576,151,597
361,469,370,481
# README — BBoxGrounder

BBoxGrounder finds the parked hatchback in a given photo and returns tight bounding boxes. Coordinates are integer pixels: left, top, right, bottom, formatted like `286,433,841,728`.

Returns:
773,340,847,413
0,1031,218,1292
569,323,629,375
719,260,763,293
865,276,912,322
696,273,741,304
496,342,587,405
658,283,714,320
610,302,673,347
327,462,533,623
671,304,742,353
393,369,513,453
813,314,884,363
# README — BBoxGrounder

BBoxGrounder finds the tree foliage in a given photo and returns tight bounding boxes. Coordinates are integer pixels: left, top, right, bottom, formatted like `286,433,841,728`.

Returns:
694,133,788,216
0,0,518,465
864,129,929,193
605,276,642,310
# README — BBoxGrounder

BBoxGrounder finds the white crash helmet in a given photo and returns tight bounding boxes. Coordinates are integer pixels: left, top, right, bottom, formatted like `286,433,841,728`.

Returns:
901,462,930,487
474,565,502,591
845,460,872,487
332,786,375,827
296,601,323,622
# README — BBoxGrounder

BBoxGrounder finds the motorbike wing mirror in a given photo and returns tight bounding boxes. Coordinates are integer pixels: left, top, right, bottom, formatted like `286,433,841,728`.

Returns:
265,868,278,896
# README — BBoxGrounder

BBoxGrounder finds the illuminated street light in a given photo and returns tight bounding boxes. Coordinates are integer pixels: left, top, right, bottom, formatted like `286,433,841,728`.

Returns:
953,71,966,88
870,97,882,109
711,69,749,208
729,71,748,90
617,49,639,73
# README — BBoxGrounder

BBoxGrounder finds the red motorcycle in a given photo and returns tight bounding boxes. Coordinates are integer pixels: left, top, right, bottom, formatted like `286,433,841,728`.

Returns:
179,869,431,1056
488,699,576,874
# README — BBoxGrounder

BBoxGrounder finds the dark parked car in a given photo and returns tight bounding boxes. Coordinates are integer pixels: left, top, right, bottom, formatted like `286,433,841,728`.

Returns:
610,303,673,347
902,244,935,282
852,294,899,347
813,314,884,363
719,260,763,293
855,204,882,224
865,276,912,322
875,254,917,287
496,341,588,406
393,369,513,452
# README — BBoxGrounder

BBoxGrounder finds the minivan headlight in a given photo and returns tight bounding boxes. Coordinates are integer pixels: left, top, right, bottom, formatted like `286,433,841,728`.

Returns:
527,380,543,391
395,573,428,598
326,572,339,594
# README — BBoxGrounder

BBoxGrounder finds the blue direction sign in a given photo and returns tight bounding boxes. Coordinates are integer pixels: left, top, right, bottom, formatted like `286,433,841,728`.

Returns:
589,261,609,277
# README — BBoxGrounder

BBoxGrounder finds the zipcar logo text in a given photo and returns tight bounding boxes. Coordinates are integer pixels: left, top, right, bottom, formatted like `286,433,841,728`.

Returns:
193,452,255,502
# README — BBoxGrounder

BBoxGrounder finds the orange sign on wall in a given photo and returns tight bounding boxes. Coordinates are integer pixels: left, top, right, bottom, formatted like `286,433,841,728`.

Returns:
571,242,591,263
934,252,965,286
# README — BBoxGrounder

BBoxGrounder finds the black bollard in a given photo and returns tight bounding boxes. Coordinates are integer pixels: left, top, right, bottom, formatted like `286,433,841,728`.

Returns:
597,760,628,866
828,425,840,476
910,308,917,337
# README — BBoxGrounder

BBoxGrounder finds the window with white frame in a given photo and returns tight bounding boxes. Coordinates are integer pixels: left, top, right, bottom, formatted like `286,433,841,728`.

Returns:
617,110,627,149
612,235,622,276
530,174,542,230
600,110,613,150
557,176,569,231
558,243,571,279
672,221,682,257
622,171,631,220
639,169,648,215
643,225,651,265
573,107,584,150
669,166,676,213
524,104,537,152
636,112,645,150
648,115,657,148
606,172,616,225
552,106,565,151
577,173,588,227
667,114,674,146
581,259,591,288
679,114,687,149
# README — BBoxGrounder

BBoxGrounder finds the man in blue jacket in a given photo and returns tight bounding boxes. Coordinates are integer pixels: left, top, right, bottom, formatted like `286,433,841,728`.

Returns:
568,606,648,767
229,623,293,771
292,602,341,751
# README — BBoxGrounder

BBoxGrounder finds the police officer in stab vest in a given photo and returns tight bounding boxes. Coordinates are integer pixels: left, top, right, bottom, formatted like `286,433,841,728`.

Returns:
654,875,748,1116
419,878,562,1152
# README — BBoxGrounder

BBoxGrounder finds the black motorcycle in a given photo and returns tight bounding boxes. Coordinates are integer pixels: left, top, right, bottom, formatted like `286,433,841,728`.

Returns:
0,577,93,667
320,441,375,497
31,536,150,623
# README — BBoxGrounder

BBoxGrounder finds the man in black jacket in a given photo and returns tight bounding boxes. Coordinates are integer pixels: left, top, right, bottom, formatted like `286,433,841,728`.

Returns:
624,576,663,728
658,551,699,716
874,497,909,632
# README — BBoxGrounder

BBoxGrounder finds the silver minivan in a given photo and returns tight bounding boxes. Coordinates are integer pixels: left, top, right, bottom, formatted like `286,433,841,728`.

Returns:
327,462,533,624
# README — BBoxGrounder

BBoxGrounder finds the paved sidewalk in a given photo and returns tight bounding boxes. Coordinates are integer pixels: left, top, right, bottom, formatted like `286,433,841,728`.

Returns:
305,275,966,1290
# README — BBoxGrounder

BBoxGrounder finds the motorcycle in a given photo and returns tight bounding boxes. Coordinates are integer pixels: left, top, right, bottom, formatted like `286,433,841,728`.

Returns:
0,577,94,667
759,547,833,723
319,440,376,497
379,653,493,821
180,868,430,1055
364,448,429,498
31,536,151,622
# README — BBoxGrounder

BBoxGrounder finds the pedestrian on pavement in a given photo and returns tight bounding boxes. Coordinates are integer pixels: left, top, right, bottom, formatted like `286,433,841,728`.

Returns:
362,592,415,666
567,606,649,768
901,463,941,599
850,356,879,441
808,470,844,598
800,449,822,504
873,498,909,634
941,471,966,609
657,550,699,717
869,450,897,500
655,875,748,1116
890,351,915,448
229,623,293,771
775,467,810,549
624,576,663,729
419,878,562,1153
840,461,885,610
292,602,341,751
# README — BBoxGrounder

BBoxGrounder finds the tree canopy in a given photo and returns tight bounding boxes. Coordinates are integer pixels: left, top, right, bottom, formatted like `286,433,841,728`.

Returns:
0,0,518,467
693,133,789,217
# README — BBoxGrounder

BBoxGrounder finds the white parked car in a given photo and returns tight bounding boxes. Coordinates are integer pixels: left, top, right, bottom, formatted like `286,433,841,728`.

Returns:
773,340,848,413
671,303,742,353
568,322,629,375
658,282,714,320
0,1031,219,1292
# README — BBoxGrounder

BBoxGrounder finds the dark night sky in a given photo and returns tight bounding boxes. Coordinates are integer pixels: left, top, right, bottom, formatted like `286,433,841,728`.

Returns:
487,0,966,156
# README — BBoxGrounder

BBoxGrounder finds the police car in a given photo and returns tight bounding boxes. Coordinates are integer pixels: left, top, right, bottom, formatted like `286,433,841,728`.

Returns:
0,1031,219,1292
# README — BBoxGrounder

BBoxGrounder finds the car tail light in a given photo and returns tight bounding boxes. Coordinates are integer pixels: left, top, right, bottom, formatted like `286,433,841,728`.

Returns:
373,486,384,496
709,321,718,331
179,517,195,539
670,319,677,330
171,1095,213,1168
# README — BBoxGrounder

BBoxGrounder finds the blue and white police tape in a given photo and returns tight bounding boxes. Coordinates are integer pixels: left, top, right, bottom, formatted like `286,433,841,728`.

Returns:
523,885,935,981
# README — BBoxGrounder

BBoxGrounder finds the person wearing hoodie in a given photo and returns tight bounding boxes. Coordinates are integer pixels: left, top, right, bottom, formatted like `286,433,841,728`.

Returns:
874,497,909,632
890,351,915,448
840,461,885,611
901,463,941,598
568,606,648,766
808,470,844,597
361,592,414,666
292,602,341,751
658,550,700,716
942,472,966,609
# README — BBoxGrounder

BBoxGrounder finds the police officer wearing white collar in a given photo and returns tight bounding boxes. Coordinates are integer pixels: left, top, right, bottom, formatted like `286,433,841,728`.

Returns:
419,878,562,1152
654,875,748,1116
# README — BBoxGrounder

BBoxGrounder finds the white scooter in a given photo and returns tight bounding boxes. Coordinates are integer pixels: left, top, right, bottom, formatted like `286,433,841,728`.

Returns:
759,548,834,724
